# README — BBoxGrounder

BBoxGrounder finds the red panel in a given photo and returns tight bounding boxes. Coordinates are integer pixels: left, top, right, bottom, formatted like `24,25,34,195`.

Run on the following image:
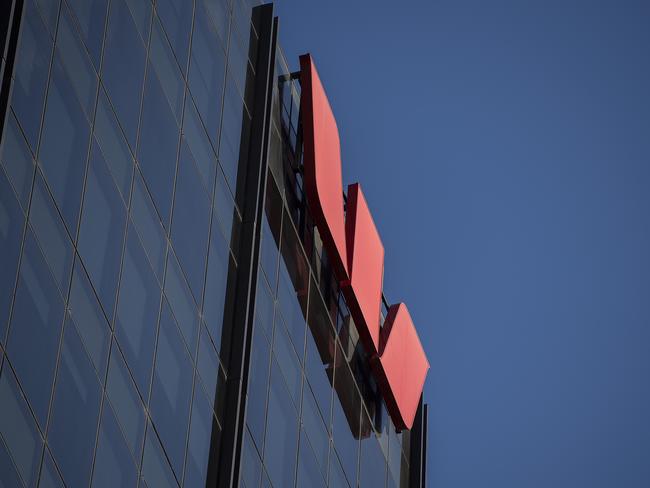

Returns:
371,304,429,431
341,183,384,354
299,54,348,280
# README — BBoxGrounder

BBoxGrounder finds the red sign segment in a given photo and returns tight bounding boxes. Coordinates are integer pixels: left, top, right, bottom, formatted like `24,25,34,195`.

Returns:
342,183,384,354
299,54,349,281
299,54,429,431
371,304,430,431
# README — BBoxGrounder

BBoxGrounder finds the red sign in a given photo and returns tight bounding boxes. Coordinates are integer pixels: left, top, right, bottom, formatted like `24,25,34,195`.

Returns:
299,54,429,430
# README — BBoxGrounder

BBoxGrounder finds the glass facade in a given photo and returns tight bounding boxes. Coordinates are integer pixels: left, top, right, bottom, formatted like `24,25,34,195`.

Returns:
0,1,427,487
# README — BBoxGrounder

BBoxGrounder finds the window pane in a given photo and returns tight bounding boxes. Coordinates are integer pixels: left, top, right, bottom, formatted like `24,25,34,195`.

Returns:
78,142,127,319
203,214,231,350
35,0,60,37
246,328,270,451
0,112,35,209
38,58,90,232
138,66,179,229
150,300,193,479
94,88,133,202
0,435,23,488
115,227,161,397
263,358,299,488
184,373,219,488
48,319,102,488
68,258,111,376
329,449,351,488
155,0,193,72
260,215,279,293
7,230,64,427
123,0,151,43
0,169,25,343
102,0,146,149
300,382,330,477
219,75,249,188
38,448,65,488
189,0,226,149
65,0,108,67
57,5,98,117
130,171,166,283
196,325,219,404
91,400,138,488
239,427,262,488
150,17,184,122
359,430,387,488
273,312,302,407
296,429,326,488
141,425,178,488
171,141,210,302
106,344,146,464
0,362,43,486
213,167,237,248
10,0,52,151
164,250,200,356
29,174,73,294
183,96,217,194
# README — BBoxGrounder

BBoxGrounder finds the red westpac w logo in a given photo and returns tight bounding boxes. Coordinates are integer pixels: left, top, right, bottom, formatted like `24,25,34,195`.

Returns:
299,54,429,431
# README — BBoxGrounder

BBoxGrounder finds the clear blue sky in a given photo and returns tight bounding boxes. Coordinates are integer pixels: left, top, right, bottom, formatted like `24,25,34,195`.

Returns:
274,1,650,486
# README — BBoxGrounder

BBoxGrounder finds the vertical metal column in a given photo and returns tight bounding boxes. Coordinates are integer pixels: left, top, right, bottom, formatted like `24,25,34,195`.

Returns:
209,4,278,487
0,0,23,141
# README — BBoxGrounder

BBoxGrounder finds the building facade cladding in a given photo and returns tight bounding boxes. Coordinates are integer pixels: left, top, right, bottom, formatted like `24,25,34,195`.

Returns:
0,2,427,488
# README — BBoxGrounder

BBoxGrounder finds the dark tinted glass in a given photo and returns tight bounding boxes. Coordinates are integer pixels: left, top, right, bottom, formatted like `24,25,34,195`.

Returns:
329,449,351,488
219,75,249,188
240,427,262,488
10,0,52,151
189,0,226,149
29,174,74,294
94,88,133,202
171,141,210,301
35,0,60,37
359,430,388,488
273,312,302,407
196,325,220,405
260,215,279,292
155,0,193,71
78,143,127,318
150,18,184,122
0,112,34,209
246,327,270,450
106,344,146,463
48,320,102,488
102,0,146,149
56,5,98,117
164,250,200,355
138,67,179,228
300,382,330,476
296,429,326,488
7,231,64,427
263,358,299,488
150,300,193,479
0,363,43,486
38,448,65,487
92,400,138,487
38,59,91,232
130,171,166,282
141,424,178,488
213,167,237,247
0,170,25,342
183,96,217,193
68,259,111,376
184,380,218,488
115,227,161,397
65,0,108,67
203,210,231,350
0,435,23,487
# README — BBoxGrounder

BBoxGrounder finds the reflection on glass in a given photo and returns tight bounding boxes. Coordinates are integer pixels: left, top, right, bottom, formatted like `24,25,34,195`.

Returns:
48,320,102,488
38,58,91,232
0,363,43,486
7,230,64,427
78,143,127,319
115,226,161,397
102,0,146,148
150,300,193,479
92,400,138,487
141,423,178,488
